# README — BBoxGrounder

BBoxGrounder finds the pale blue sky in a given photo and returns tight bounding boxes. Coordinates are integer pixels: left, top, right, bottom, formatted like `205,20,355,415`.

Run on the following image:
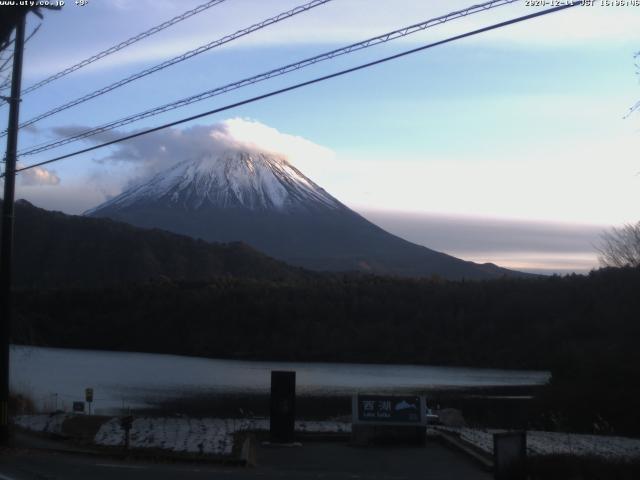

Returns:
3,0,640,273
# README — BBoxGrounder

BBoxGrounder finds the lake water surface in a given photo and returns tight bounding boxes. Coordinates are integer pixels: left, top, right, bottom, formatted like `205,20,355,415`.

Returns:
10,345,550,414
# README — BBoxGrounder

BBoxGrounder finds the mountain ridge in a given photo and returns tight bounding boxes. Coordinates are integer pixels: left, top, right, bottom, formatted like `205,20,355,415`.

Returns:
2,199,309,289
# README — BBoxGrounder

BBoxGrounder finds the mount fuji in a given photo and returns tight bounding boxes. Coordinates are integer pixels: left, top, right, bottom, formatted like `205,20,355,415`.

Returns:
86,149,518,279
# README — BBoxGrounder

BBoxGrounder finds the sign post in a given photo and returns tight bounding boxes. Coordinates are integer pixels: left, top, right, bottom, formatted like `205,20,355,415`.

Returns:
85,388,93,415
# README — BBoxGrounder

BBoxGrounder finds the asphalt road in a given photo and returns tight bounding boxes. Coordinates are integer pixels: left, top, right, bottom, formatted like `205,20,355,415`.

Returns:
0,441,491,480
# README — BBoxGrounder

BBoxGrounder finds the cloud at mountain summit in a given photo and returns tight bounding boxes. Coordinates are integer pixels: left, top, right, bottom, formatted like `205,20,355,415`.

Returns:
53,118,335,183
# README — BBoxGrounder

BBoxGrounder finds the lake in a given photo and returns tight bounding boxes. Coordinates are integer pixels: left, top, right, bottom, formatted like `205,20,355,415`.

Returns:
10,345,550,414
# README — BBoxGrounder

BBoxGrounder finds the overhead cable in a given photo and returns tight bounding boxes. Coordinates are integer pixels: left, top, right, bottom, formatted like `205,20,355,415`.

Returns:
11,3,580,177
1,0,333,137
20,0,230,96
19,0,520,157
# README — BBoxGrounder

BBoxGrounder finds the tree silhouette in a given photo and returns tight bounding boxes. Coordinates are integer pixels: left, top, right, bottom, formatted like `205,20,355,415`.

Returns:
597,221,640,268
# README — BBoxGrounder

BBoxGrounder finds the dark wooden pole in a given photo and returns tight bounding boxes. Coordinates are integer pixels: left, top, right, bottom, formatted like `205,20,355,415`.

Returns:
0,13,26,445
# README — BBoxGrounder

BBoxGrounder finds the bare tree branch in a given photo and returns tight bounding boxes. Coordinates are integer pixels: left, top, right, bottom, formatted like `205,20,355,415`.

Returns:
597,221,640,268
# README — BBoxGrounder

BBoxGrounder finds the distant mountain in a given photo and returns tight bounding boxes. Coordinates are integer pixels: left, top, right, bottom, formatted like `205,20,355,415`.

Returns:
2,199,307,289
87,149,521,280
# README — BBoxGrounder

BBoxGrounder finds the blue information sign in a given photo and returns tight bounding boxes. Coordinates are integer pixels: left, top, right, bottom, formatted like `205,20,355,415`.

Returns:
354,394,424,424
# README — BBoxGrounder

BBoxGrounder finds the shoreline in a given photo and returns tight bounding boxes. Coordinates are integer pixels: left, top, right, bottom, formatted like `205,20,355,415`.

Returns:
135,384,544,428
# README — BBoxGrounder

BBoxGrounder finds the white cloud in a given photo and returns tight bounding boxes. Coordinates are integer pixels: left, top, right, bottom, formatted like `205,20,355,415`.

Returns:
23,0,639,76
304,89,640,227
63,110,638,228
17,164,61,187
55,118,335,188
210,117,335,164
334,141,640,226
465,251,599,274
361,209,604,273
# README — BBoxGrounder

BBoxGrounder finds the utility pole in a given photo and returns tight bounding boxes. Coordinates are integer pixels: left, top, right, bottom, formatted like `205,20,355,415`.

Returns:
0,13,26,446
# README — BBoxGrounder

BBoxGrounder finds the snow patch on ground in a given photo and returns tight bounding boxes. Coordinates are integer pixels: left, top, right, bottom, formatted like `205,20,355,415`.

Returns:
438,427,640,461
94,417,350,456
13,413,73,435
6,414,352,457
18,414,639,461
95,417,236,455
14,413,349,457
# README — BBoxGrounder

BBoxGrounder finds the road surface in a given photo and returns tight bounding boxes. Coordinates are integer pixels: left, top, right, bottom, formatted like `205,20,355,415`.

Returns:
0,440,491,479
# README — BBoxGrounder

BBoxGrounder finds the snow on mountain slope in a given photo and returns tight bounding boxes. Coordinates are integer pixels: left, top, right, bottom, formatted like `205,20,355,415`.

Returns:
86,150,341,214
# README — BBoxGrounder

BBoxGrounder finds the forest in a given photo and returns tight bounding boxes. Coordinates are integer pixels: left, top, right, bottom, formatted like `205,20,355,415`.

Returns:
11,265,640,435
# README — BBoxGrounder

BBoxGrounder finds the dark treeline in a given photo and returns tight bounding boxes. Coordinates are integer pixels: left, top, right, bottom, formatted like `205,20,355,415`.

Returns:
12,266,640,434
3,199,310,289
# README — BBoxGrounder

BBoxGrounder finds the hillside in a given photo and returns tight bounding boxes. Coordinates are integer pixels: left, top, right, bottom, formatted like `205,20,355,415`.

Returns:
1,199,309,289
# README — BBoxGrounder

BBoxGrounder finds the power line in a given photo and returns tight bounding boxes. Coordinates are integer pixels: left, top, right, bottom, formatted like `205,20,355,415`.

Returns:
0,50,15,76
1,0,333,137
625,100,640,118
623,52,640,118
11,3,580,177
0,24,40,96
19,0,229,97
18,0,520,158
0,36,15,93
0,30,14,54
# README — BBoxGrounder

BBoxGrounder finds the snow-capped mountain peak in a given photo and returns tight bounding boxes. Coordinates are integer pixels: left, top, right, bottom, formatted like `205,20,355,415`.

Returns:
87,150,342,213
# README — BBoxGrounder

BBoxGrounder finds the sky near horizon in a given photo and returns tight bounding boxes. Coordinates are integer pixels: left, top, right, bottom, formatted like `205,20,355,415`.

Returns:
2,0,639,274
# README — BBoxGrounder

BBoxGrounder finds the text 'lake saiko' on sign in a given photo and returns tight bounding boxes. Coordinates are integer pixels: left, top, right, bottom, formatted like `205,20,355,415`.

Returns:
355,395,423,424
